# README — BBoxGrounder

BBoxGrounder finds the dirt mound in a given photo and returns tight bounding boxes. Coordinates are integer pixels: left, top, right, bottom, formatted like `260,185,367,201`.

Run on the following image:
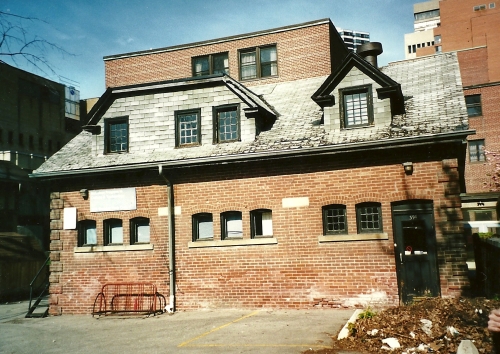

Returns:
307,297,500,353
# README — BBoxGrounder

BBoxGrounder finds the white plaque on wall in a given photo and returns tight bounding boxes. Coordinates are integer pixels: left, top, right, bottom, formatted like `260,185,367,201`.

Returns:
63,207,77,229
89,188,137,212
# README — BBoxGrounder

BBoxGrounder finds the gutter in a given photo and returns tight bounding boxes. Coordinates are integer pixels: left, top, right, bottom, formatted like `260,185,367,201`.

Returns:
30,129,475,179
158,165,175,313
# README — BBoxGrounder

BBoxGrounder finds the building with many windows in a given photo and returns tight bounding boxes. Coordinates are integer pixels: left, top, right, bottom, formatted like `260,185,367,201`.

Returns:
33,19,473,315
404,0,440,59
0,61,83,300
405,0,500,240
337,27,370,52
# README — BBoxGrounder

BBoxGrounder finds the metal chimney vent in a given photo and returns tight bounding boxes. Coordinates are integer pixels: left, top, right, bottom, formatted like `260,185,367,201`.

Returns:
356,42,383,68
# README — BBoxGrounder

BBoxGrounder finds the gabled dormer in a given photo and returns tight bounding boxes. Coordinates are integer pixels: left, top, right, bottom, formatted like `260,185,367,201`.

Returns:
82,74,276,157
311,43,404,133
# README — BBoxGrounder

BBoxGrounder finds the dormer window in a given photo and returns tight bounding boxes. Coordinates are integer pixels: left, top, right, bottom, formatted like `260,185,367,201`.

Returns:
105,116,129,153
214,104,240,143
192,53,229,76
239,45,277,80
339,85,373,128
176,109,201,147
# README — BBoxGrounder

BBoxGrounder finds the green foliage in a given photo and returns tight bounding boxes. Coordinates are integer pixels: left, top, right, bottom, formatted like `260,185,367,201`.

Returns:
358,307,377,320
478,232,494,239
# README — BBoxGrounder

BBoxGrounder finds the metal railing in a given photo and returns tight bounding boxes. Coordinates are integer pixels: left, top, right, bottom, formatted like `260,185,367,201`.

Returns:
25,255,50,318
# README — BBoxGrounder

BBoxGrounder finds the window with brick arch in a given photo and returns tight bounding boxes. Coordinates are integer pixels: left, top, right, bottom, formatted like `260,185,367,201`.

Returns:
250,209,273,238
192,213,214,241
78,220,97,246
130,217,150,244
322,204,347,235
356,202,383,233
104,218,123,245
221,211,243,239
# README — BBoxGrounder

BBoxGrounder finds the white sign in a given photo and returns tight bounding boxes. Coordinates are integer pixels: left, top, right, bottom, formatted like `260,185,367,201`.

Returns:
63,207,77,229
90,188,137,212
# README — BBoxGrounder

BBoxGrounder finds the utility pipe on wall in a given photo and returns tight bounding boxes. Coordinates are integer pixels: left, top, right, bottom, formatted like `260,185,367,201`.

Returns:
158,165,175,313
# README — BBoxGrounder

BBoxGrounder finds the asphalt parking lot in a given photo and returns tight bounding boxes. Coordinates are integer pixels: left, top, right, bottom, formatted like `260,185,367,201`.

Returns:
0,301,356,354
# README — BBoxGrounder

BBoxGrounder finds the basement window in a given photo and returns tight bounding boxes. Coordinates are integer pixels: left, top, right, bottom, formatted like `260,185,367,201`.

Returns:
356,202,383,233
250,209,273,238
192,213,214,241
104,218,123,245
221,211,243,239
130,217,150,244
78,220,97,246
322,204,348,235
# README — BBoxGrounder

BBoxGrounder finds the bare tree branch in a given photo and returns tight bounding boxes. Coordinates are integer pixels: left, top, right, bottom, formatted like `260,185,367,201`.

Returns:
0,10,73,77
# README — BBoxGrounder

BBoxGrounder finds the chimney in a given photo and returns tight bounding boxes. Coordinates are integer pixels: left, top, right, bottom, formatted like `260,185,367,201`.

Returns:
356,42,383,68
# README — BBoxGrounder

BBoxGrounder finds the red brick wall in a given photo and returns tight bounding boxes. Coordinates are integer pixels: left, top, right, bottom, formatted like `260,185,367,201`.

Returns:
104,22,334,88
465,84,500,193
48,174,170,315
437,0,500,82
49,152,468,314
457,48,489,87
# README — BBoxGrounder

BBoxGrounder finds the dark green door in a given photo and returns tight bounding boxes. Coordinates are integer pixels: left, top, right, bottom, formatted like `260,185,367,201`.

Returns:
392,201,440,304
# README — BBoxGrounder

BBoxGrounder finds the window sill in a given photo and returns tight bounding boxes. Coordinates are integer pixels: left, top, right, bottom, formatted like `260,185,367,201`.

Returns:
318,233,388,243
188,237,277,248
74,244,154,253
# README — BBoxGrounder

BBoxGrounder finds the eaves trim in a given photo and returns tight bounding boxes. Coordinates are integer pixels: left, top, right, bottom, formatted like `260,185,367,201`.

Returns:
30,130,475,179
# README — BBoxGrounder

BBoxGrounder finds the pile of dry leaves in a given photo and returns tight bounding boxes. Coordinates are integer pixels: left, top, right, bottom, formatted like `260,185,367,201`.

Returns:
309,297,500,353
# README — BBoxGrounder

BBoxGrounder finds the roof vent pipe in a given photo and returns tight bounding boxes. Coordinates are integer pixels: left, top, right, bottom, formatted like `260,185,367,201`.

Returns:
356,42,383,68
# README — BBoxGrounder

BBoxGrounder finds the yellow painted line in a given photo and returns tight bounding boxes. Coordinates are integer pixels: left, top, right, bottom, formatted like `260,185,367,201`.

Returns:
177,310,260,347
183,343,331,348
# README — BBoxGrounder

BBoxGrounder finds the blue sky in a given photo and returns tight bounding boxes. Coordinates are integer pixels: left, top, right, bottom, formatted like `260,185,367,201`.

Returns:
1,0,417,99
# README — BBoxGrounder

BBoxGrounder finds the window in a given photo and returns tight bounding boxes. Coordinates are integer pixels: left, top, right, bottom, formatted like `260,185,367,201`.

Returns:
250,209,273,238
469,139,485,162
340,85,373,128
176,109,201,147
104,218,123,245
130,217,150,244
322,205,347,235
356,202,383,233
214,105,240,143
18,133,24,146
435,45,442,53
239,45,277,80
192,213,214,241
192,53,229,76
105,117,128,153
221,211,243,239
473,4,487,10
489,3,495,8
434,35,441,44
78,220,97,246
465,94,482,117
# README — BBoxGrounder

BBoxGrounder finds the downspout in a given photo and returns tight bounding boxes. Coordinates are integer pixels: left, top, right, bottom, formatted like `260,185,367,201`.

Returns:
158,165,175,313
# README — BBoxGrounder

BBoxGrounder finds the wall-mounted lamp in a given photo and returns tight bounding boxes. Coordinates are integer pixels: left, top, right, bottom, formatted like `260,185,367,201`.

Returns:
79,189,89,199
402,162,413,175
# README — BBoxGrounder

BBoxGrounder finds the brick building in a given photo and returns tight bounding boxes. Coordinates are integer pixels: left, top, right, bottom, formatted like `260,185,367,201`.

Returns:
32,19,473,315
405,0,500,237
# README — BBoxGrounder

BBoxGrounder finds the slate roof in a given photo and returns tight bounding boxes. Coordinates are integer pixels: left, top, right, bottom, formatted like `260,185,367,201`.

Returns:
33,52,471,177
